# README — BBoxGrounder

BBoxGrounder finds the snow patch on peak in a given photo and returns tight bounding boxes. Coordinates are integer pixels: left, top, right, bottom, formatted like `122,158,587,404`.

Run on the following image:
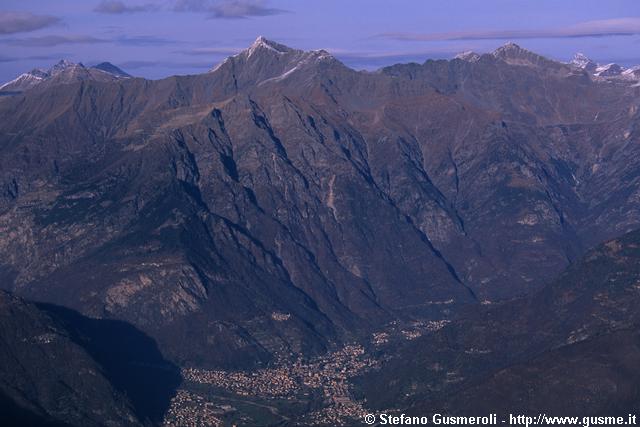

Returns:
567,52,639,83
208,56,231,73
246,36,292,58
622,66,640,77
0,69,49,91
570,53,597,71
258,65,299,85
311,49,334,60
28,68,50,79
455,51,480,62
1,58,128,93
256,49,337,85
595,63,623,77
572,53,591,64
209,38,337,74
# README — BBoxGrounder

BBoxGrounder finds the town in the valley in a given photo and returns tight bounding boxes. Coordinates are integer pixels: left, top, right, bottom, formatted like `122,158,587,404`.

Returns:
162,319,450,426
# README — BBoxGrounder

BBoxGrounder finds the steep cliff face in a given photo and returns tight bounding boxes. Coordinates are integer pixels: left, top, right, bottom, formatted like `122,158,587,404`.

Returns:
1,39,639,368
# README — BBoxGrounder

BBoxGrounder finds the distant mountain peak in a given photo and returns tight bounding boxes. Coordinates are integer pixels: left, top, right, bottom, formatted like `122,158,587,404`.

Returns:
494,42,524,52
455,51,480,62
622,65,640,79
0,59,130,94
208,37,341,87
567,53,639,82
0,69,49,91
594,63,623,77
246,36,294,58
28,68,50,79
55,58,77,66
572,52,592,63
491,42,555,67
501,42,521,49
492,42,531,58
570,53,597,72
49,59,84,75
91,62,132,78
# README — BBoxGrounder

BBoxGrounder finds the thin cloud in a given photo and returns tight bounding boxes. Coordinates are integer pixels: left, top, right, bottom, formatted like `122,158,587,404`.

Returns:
115,35,182,46
173,0,287,19
94,1,159,14
380,17,640,42
1,34,179,47
3,35,108,47
330,48,464,70
0,55,18,62
118,59,213,69
0,11,60,34
211,0,286,18
179,46,243,55
0,53,69,62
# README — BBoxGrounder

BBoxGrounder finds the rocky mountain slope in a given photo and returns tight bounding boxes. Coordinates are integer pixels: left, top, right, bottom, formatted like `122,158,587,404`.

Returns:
0,291,179,426
360,227,640,416
1,38,639,369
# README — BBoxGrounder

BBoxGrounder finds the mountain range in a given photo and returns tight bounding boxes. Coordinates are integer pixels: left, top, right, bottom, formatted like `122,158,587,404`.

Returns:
1,37,640,425
0,60,131,94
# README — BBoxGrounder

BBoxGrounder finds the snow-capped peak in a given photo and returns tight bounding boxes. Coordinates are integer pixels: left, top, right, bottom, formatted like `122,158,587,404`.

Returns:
622,65,640,77
0,68,49,91
207,37,342,88
0,59,131,94
566,53,640,83
455,51,480,62
246,36,292,58
570,53,597,71
594,63,623,77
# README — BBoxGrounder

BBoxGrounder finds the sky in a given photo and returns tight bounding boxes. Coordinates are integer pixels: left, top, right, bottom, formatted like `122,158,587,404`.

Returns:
1,0,640,82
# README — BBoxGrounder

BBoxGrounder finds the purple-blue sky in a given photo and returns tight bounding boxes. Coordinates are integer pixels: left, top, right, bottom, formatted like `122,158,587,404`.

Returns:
1,0,640,82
